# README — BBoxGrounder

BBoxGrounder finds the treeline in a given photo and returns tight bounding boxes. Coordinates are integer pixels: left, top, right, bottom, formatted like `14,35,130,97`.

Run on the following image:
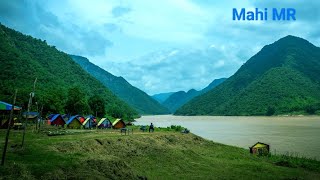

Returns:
0,23,138,120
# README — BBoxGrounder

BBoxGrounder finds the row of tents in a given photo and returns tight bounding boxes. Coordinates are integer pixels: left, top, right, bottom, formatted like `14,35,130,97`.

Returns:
1,101,128,129
47,114,126,129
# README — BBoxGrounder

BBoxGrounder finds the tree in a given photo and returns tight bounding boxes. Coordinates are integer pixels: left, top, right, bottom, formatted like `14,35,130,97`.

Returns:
65,86,89,115
266,106,275,116
305,104,319,115
89,95,105,117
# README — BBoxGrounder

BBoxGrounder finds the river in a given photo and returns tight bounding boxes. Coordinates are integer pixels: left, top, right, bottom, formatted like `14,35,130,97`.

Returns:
134,115,320,160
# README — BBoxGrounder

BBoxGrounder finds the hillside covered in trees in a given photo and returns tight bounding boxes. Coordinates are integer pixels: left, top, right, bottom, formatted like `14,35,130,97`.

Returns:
176,36,320,116
70,55,169,115
0,23,138,120
162,78,226,113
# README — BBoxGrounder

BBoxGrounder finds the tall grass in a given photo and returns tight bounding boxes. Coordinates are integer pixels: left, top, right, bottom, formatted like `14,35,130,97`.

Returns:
266,150,320,172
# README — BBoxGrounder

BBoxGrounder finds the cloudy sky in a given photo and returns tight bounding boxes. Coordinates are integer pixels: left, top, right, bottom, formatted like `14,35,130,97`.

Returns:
1,0,320,95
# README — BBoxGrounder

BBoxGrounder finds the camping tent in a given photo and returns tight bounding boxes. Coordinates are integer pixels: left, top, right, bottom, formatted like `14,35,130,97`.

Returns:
66,115,82,129
47,114,55,120
97,118,112,129
112,119,126,129
0,101,21,111
49,114,66,126
83,116,96,128
79,116,86,124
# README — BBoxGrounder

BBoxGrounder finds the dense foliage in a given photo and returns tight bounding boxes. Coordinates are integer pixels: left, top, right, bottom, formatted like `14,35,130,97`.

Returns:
70,55,170,115
0,23,138,119
176,36,320,115
64,86,90,115
88,95,105,117
163,78,226,112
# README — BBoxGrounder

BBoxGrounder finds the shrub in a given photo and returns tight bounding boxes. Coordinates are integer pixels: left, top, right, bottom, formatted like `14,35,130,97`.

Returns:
170,125,184,132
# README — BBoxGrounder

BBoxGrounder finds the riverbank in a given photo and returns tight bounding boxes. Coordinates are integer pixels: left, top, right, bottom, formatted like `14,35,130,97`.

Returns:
1,126,320,179
135,115,320,160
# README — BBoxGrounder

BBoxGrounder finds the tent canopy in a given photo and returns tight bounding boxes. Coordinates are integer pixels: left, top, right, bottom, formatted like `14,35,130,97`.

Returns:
22,112,39,118
0,101,22,111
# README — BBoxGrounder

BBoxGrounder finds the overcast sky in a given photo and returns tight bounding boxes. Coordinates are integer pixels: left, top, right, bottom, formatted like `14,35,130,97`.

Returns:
1,0,320,95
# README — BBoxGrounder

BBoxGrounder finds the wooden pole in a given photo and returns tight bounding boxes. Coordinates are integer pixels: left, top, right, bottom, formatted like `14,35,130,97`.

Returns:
35,102,38,130
1,89,17,166
21,94,31,147
18,106,23,131
38,105,43,133
22,78,37,147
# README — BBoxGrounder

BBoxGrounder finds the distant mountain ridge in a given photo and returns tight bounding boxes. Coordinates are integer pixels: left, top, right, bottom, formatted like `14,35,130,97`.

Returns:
176,35,320,115
162,78,226,113
70,55,170,115
152,92,175,103
0,23,138,119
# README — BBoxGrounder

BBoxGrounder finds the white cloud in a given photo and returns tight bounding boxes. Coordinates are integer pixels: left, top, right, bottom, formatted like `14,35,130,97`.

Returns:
1,0,320,94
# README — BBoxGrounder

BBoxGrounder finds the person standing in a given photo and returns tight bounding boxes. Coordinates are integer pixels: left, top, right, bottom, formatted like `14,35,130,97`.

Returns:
149,123,154,132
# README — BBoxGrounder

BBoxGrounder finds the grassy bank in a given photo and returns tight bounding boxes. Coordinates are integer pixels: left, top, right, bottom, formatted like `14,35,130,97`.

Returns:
0,126,320,179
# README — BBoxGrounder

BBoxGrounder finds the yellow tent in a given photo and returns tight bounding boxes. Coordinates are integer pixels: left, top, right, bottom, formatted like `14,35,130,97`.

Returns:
112,119,125,129
97,118,112,128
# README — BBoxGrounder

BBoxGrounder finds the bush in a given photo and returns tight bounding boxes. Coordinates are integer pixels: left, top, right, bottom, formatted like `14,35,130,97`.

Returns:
169,125,184,132
305,104,319,114
266,106,275,116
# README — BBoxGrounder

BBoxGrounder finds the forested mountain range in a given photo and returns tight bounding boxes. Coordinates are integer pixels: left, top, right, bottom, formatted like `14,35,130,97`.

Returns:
0,23,138,119
176,36,320,116
70,55,170,115
162,78,226,112
152,92,174,104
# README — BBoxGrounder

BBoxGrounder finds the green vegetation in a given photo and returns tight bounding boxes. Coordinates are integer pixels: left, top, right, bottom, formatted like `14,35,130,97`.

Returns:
163,78,226,113
152,92,174,103
176,36,320,115
163,90,199,113
0,23,138,120
65,86,90,115
88,95,106,117
1,126,320,179
70,55,170,115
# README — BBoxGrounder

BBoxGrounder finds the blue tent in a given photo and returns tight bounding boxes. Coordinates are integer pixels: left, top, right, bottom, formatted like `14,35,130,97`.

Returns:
83,116,96,128
49,114,66,126
66,115,82,128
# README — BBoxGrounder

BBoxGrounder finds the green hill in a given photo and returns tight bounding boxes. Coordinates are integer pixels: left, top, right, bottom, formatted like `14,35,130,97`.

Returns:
163,89,199,113
0,23,138,119
175,36,320,115
152,92,174,103
163,78,226,113
70,55,170,115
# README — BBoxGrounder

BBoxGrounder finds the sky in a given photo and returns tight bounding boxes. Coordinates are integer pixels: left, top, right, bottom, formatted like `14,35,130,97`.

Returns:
1,0,320,95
